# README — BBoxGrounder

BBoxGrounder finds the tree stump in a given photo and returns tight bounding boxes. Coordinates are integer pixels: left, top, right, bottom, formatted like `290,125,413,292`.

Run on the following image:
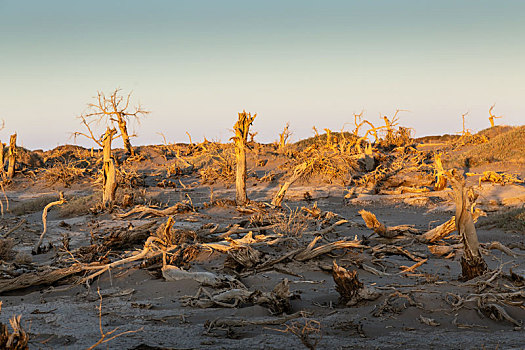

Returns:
448,171,487,280
232,111,256,206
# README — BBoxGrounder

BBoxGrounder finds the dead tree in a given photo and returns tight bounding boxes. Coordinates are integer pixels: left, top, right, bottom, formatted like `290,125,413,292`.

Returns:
102,128,118,207
7,133,16,179
460,111,469,136
448,171,487,280
352,111,365,136
232,110,256,206
272,161,310,207
82,89,148,156
278,122,291,151
488,104,503,128
74,115,119,207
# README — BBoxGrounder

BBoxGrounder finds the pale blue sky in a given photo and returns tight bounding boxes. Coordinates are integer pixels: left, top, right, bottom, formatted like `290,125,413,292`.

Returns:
0,0,524,149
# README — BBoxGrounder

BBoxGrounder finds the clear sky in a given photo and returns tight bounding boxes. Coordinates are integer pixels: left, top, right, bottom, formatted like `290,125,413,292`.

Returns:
1,0,524,150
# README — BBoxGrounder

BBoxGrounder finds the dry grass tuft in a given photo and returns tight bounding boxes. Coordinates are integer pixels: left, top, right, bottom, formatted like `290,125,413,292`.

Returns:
57,194,98,218
269,208,309,237
11,196,57,216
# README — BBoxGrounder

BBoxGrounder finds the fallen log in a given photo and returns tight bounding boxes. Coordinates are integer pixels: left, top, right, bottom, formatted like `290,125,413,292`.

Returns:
295,236,365,261
0,265,82,294
359,210,419,238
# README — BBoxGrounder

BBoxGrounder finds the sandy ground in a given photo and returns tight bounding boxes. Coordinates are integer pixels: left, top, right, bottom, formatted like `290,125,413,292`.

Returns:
0,143,524,350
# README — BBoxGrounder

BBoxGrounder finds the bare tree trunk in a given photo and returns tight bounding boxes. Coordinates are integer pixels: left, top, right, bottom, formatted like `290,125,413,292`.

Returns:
7,133,17,179
449,171,487,280
102,128,118,208
117,114,134,156
0,142,4,172
232,111,256,206
272,161,309,207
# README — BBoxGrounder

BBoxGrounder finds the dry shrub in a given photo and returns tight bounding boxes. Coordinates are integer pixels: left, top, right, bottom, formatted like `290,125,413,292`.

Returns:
0,239,16,261
14,147,44,169
11,196,57,216
57,194,98,218
43,144,91,164
198,147,236,184
379,126,414,149
42,159,89,187
295,145,359,184
269,208,309,237
274,319,322,350
0,314,29,349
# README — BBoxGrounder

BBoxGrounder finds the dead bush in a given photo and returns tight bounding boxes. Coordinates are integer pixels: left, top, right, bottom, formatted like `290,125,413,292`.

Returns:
42,159,89,187
0,238,16,261
268,208,309,237
0,314,29,349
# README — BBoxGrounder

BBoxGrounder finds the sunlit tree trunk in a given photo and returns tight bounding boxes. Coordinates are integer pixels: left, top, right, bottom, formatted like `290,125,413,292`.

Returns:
102,128,118,208
7,133,17,179
232,111,256,206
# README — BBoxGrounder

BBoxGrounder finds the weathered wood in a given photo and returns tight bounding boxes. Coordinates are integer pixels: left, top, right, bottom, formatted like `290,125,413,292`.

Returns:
34,192,66,252
271,161,309,207
332,261,380,306
0,142,4,172
6,133,16,179
117,114,134,156
448,171,487,280
102,128,118,208
232,111,256,206
0,265,82,294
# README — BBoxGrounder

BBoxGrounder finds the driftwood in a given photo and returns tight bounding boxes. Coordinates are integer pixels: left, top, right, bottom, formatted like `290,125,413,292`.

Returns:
232,111,256,205
271,161,309,207
117,202,192,219
34,192,66,253
420,217,456,243
226,245,263,268
0,265,82,294
216,223,277,240
448,171,487,280
182,279,292,315
427,244,461,257
162,265,238,287
359,210,419,238
295,236,365,261
81,236,164,282
206,311,308,329
332,261,380,306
